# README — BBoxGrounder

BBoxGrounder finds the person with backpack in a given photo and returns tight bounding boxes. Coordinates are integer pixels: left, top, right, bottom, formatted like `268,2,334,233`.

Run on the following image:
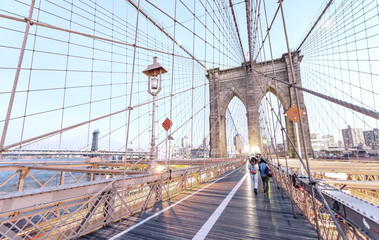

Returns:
249,156,259,195
258,158,271,195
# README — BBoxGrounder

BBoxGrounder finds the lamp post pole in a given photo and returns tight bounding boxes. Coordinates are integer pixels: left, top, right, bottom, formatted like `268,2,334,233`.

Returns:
143,56,167,174
150,94,156,162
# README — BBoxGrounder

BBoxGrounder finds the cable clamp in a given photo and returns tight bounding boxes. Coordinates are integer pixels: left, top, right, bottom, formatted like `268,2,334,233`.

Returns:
24,18,34,25
127,106,134,110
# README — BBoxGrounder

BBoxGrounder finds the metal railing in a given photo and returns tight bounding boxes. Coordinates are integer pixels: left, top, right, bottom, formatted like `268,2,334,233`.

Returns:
0,158,244,239
271,164,378,240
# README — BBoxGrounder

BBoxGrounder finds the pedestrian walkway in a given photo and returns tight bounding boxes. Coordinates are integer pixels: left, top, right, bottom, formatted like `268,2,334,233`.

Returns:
81,164,317,239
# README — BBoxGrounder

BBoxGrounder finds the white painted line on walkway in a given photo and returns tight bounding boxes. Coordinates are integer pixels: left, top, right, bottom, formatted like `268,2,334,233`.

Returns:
192,172,248,240
108,167,243,240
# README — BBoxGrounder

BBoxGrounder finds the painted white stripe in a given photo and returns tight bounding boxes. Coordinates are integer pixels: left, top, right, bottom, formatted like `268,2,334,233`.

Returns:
192,172,248,240
108,167,242,240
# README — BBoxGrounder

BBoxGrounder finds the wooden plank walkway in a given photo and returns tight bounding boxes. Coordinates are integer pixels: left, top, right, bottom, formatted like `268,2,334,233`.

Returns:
81,164,317,239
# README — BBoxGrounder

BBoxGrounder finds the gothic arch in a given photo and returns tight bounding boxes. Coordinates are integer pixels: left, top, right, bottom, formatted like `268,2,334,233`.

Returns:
259,86,287,110
207,51,312,158
220,89,248,118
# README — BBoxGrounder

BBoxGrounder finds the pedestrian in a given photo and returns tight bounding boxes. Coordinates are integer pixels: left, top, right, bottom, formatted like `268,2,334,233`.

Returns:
258,158,270,195
249,156,258,195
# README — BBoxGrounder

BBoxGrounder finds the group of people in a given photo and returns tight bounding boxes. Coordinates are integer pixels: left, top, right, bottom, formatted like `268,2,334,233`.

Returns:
248,154,271,196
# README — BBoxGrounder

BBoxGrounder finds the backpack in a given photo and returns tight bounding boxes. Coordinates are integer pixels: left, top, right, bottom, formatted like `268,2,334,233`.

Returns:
265,164,273,177
250,164,257,174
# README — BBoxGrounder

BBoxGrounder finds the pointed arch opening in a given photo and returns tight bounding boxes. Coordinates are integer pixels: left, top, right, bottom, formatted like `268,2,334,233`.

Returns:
225,96,249,157
258,90,287,158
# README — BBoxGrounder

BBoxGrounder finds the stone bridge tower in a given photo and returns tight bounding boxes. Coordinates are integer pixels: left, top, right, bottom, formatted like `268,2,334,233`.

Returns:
207,51,312,158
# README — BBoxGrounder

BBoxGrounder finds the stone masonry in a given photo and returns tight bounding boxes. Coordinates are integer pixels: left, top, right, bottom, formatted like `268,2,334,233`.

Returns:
207,51,312,158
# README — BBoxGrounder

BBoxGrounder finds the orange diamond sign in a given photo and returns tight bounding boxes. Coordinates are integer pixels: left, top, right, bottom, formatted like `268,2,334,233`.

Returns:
162,118,173,131
284,105,306,123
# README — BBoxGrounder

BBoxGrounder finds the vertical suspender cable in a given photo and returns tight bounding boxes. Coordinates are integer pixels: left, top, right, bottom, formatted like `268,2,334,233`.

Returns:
255,3,284,196
191,0,196,167
121,0,141,222
262,0,296,218
0,0,36,158
87,2,97,152
19,0,42,161
204,0,209,159
169,0,178,169
278,1,323,238
109,0,115,153
58,0,74,160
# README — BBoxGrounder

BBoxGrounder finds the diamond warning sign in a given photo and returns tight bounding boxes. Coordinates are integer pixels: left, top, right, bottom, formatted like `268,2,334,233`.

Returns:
284,105,306,123
162,118,173,131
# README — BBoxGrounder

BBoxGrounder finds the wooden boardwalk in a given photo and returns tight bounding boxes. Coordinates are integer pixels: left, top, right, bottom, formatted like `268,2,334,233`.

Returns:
81,164,317,239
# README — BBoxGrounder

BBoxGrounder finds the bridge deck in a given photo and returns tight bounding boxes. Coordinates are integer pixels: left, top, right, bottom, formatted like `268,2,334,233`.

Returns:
81,165,317,239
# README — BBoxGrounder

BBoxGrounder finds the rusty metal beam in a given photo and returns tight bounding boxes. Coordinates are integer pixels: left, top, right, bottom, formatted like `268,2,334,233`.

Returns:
0,161,87,165
28,166,145,175
17,167,30,191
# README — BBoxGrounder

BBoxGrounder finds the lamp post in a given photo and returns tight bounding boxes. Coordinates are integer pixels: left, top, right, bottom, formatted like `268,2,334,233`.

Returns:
143,56,167,174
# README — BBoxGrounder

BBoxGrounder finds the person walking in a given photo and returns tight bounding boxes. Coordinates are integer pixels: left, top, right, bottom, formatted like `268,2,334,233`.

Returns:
258,157,270,195
249,157,258,195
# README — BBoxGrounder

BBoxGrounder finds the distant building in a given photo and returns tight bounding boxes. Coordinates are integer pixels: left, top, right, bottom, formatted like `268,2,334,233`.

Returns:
227,145,236,157
323,135,336,147
202,137,210,150
311,139,328,151
191,147,210,158
171,146,183,159
182,136,190,148
91,130,100,152
311,132,328,151
310,133,321,139
341,125,365,149
276,142,288,156
233,134,244,154
363,128,379,149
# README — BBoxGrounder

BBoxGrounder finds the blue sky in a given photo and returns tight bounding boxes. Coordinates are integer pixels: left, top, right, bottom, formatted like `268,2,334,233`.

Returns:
1,0,377,152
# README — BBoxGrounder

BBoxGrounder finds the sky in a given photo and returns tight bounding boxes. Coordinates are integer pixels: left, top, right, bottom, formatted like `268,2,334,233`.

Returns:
0,0,377,153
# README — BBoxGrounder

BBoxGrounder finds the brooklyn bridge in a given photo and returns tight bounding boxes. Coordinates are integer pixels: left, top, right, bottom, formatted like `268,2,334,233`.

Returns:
0,0,378,239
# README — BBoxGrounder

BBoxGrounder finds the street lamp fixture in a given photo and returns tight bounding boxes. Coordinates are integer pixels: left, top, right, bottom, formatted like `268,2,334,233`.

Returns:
143,56,167,174
143,56,167,96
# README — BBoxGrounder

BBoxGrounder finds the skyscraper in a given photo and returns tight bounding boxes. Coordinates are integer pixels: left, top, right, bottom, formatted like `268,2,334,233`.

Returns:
363,128,379,149
341,125,364,149
182,136,190,148
233,134,244,153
